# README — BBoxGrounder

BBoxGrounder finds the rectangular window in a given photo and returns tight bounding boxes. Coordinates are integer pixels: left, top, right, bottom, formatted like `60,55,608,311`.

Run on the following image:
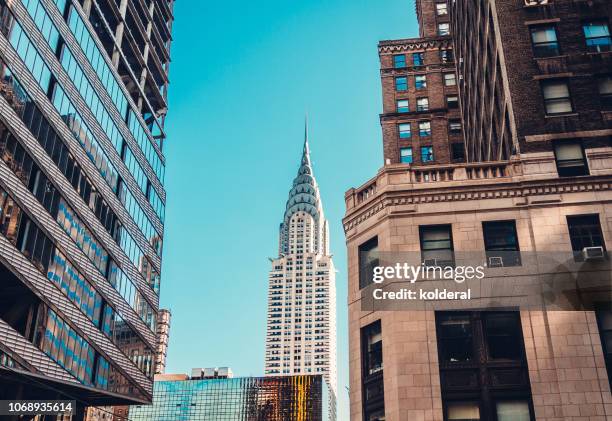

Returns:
400,147,413,164
419,121,431,137
420,224,453,265
554,142,588,177
438,22,450,36
446,95,459,109
542,80,572,115
567,214,605,256
415,74,427,89
395,76,407,91
358,236,378,289
436,2,448,16
451,143,465,161
440,49,454,63
398,123,411,139
449,120,462,134
596,310,612,391
598,75,612,109
413,52,424,66
483,220,521,267
393,54,406,68
444,72,456,86
397,99,409,113
417,97,429,111
361,321,384,421
530,26,559,57
437,312,533,421
421,146,434,162
583,21,611,53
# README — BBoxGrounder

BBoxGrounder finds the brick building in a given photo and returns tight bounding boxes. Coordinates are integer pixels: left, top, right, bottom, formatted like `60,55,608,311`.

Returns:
345,1,612,420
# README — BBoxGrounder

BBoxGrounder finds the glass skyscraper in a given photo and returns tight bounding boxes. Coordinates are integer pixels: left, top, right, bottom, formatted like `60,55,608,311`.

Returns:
129,374,337,421
0,0,173,414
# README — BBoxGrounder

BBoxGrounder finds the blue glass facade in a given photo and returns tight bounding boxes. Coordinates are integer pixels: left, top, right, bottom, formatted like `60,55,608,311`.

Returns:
130,375,337,421
0,0,173,408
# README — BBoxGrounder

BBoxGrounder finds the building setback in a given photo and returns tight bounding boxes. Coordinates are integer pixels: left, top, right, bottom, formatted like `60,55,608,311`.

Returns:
345,0,612,421
0,0,173,417
264,123,338,397
129,371,337,421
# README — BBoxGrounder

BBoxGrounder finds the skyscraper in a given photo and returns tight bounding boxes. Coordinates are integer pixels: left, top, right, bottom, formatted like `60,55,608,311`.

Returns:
345,0,612,420
0,0,173,416
264,122,337,395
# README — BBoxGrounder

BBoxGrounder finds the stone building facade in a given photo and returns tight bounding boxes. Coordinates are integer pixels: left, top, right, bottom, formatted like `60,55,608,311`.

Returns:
345,0,612,420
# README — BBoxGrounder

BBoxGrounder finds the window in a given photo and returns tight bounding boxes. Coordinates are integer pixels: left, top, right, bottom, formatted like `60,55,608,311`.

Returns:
583,21,611,53
449,120,462,134
598,75,612,109
438,23,450,36
398,123,411,139
419,121,431,137
596,310,612,391
436,2,448,16
496,401,531,421
482,221,521,267
542,80,572,115
393,54,406,68
437,312,533,421
358,236,379,289
530,26,559,57
444,72,456,86
415,74,427,89
417,97,429,111
446,95,459,109
567,214,605,257
421,146,434,162
396,99,409,113
400,147,413,164
440,49,454,63
451,143,465,161
420,224,453,265
554,142,588,177
447,403,480,421
413,52,424,66
362,321,384,421
395,76,407,91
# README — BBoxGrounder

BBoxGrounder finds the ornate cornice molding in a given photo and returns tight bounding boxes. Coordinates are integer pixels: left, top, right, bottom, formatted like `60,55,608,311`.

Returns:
343,177,612,232
378,38,453,54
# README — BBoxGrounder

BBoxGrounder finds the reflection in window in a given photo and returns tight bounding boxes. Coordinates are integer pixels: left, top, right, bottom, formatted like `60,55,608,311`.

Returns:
398,123,411,139
393,54,406,68
358,236,378,289
554,142,588,177
496,401,531,421
415,75,426,89
542,80,572,115
421,146,434,162
583,21,611,53
530,26,559,57
395,76,407,91
397,99,409,113
361,320,384,421
400,147,413,164
482,220,521,267
447,402,480,421
420,224,453,265
419,121,431,137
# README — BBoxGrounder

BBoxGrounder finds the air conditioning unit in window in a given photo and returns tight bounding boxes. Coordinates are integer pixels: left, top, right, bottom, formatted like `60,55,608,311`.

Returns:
582,246,605,261
488,256,504,267
423,258,438,267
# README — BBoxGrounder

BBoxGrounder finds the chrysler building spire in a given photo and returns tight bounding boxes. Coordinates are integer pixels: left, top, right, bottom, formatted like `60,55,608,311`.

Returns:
265,122,337,395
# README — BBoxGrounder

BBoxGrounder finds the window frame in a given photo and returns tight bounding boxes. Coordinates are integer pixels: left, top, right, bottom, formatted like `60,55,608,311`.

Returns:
482,220,522,267
541,79,573,115
400,147,413,164
530,25,560,58
398,122,411,139
393,54,406,69
395,76,408,91
419,224,453,265
397,99,410,113
583,20,612,53
358,236,379,290
553,141,589,177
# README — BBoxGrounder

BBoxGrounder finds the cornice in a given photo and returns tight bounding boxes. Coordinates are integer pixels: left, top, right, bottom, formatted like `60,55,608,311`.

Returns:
378,37,453,54
343,176,612,233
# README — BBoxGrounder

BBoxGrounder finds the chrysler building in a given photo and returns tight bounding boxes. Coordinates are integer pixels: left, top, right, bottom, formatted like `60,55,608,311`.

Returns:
264,122,337,393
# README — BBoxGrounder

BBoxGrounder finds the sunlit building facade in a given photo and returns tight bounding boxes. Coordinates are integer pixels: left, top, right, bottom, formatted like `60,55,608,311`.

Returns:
264,124,337,397
129,373,336,421
0,0,173,415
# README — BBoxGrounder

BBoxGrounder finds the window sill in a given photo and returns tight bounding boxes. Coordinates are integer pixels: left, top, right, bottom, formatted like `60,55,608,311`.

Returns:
544,112,579,118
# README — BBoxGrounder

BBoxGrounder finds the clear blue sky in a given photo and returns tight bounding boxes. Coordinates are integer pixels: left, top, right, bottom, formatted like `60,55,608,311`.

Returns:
160,1,417,419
